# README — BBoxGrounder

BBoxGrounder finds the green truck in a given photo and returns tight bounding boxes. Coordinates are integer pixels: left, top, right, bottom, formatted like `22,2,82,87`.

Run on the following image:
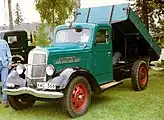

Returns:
3,3,161,118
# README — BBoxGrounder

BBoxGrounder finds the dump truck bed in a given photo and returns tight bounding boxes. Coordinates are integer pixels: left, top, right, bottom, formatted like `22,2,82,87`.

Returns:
75,3,161,60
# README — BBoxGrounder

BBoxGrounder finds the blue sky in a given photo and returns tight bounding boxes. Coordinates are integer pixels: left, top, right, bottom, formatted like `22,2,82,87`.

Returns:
0,0,129,26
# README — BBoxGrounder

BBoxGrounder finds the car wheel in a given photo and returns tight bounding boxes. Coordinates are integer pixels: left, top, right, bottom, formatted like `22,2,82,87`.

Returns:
63,76,91,118
131,60,148,91
8,94,35,110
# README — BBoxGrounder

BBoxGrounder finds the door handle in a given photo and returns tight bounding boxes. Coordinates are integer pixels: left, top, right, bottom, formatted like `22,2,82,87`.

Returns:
108,52,111,56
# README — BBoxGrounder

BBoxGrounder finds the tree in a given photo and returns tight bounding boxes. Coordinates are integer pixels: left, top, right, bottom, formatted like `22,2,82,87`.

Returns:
76,0,81,8
132,0,164,29
14,3,24,25
131,0,164,45
7,0,13,29
32,24,51,47
154,19,164,47
73,0,81,21
35,0,76,29
157,0,164,4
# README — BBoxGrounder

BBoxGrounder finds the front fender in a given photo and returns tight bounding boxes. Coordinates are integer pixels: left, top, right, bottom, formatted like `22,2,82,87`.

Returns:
49,68,101,94
6,68,27,88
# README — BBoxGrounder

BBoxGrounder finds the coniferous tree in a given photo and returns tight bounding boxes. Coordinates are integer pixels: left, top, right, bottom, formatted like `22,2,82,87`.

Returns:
131,0,164,45
14,3,24,25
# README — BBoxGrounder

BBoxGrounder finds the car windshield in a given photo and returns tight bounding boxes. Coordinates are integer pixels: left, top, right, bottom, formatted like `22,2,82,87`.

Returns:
0,33,21,48
6,35,21,48
54,29,91,44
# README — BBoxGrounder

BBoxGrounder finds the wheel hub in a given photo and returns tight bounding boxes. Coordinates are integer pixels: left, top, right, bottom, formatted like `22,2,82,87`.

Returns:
72,84,88,111
139,66,147,86
78,94,83,100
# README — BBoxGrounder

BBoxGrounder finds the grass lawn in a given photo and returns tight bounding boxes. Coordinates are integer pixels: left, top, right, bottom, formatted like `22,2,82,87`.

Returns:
0,70,164,120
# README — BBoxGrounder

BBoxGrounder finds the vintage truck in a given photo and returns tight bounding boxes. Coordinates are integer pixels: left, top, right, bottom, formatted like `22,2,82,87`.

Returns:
3,3,161,118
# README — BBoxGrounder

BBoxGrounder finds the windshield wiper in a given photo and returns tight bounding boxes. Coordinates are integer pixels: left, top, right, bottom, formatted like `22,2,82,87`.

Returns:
76,40,81,44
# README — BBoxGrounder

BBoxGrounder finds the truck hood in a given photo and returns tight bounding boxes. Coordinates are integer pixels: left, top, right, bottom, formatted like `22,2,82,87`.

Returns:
44,44,90,54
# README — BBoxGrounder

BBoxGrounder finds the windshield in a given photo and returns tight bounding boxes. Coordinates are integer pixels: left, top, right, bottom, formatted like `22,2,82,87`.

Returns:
54,29,91,44
6,35,21,48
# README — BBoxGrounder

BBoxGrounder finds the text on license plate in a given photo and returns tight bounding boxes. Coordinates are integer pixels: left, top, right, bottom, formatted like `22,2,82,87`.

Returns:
37,82,56,90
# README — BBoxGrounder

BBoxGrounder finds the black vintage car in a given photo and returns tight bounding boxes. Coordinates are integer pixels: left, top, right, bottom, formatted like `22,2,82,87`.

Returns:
0,30,35,65
0,30,35,84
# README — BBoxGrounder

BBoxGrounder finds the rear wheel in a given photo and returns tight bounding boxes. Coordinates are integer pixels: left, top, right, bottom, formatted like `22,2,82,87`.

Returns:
131,60,148,91
63,76,91,118
8,94,35,110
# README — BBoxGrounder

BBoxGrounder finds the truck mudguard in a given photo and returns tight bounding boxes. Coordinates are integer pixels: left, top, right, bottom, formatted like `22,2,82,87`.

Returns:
6,68,101,93
49,68,101,93
6,68,27,88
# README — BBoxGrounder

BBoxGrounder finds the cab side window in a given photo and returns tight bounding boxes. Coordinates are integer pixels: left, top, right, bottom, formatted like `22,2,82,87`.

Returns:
96,29,108,43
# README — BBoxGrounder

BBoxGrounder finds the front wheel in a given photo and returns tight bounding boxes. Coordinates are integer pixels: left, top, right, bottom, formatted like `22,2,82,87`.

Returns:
131,60,149,91
8,94,35,110
63,76,91,118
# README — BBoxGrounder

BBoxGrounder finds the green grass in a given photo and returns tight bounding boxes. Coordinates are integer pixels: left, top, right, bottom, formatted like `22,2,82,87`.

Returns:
0,70,164,120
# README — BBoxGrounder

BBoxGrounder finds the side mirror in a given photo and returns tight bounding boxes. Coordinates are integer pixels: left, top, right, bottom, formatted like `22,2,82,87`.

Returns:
75,25,83,33
29,33,33,43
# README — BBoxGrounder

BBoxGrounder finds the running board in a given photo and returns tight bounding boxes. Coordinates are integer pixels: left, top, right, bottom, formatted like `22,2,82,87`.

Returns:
100,81,123,91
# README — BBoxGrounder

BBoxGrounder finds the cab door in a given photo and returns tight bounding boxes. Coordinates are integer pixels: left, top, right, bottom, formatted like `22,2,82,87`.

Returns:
92,27,113,84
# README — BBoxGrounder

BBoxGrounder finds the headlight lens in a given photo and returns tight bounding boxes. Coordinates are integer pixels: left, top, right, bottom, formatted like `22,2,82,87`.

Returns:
16,64,25,74
46,65,55,76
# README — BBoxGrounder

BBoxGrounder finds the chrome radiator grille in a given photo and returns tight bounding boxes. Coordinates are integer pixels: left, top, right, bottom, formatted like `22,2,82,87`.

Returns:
26,48,48,86
30,54,46,78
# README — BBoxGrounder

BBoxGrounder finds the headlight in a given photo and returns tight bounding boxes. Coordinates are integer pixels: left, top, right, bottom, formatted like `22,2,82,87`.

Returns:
16,64,25,75
6,83,15,88
46,65,55,76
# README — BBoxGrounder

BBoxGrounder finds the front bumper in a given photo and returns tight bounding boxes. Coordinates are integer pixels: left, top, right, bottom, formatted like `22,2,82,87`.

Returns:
2,87,64,99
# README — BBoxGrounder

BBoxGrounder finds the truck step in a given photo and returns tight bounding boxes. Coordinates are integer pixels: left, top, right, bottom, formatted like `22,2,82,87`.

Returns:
100,81,123,91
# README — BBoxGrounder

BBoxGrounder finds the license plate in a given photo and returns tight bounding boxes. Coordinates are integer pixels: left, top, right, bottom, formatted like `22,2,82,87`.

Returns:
37,82,56,90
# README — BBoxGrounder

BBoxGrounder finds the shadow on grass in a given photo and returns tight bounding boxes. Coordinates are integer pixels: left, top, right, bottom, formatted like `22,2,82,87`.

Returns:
108,80,133,92
10,94,117,119
27,83,133,115
91,94,112,105
31,95,112,112
30,100,65,113
12,100,70,119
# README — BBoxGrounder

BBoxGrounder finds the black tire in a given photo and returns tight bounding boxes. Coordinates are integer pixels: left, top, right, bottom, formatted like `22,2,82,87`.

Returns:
63,76,91,118
131,60,149,91
8,94,35,110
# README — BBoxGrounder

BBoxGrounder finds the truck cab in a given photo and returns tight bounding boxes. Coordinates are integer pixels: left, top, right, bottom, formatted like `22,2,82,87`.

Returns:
3,3,161,118
51,23,113,85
